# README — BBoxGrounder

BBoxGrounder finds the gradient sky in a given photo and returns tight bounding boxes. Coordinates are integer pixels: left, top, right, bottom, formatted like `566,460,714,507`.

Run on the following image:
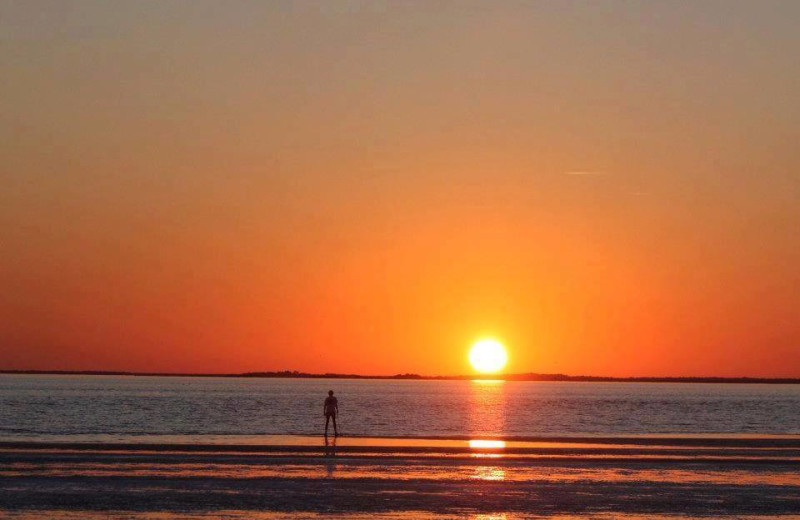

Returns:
2,1,799,376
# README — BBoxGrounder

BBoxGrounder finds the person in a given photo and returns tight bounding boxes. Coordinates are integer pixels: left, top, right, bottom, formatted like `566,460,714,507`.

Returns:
323,390,338,437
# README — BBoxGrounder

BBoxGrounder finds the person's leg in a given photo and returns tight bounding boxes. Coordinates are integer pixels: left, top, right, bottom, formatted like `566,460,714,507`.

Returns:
332,415,337,436
325,415,330,436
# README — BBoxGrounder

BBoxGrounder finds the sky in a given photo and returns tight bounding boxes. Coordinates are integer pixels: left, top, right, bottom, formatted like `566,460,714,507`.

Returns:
1,1,799,377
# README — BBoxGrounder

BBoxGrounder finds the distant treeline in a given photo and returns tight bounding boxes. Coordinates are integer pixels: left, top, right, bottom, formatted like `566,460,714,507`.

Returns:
1,369,798,384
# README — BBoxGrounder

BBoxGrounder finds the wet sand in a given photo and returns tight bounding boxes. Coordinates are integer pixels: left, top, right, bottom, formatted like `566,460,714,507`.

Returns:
1,436,799,518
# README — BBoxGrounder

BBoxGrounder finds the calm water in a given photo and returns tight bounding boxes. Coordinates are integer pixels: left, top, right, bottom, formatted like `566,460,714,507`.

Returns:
1,375,798,439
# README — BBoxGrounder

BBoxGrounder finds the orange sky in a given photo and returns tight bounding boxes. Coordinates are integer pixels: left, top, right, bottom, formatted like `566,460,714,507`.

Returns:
1,1,799,377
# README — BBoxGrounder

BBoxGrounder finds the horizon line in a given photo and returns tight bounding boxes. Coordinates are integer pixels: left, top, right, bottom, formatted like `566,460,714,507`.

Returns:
1,369,798,384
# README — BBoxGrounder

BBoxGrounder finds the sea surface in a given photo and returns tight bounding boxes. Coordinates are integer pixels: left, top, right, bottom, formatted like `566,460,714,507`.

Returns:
1,375,798,440
3,375,800,518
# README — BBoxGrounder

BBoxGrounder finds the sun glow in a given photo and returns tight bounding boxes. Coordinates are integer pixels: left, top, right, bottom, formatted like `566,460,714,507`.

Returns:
469,339,508,374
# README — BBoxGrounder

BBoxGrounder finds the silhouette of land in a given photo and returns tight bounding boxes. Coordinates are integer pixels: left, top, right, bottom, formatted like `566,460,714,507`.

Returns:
1,369,798,384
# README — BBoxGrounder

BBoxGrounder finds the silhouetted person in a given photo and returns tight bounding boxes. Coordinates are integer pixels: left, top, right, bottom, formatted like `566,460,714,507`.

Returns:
324,390,338,437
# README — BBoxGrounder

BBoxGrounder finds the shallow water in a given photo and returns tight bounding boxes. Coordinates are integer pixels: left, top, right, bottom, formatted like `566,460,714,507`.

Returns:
1,375,799,439
5,514,799,520
2,439,799,517
2,426,799,517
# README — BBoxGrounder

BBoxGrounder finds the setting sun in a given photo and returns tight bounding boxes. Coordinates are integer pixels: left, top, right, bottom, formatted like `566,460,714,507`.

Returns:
469,339,508,374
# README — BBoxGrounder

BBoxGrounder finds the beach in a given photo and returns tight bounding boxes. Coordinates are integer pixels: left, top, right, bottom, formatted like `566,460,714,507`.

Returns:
2,376,799,518
2,435,799,519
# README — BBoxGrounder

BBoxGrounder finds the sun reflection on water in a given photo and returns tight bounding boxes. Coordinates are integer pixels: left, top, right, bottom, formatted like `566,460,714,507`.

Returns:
468,439,506,449
469,379,507,438
471,466,506,481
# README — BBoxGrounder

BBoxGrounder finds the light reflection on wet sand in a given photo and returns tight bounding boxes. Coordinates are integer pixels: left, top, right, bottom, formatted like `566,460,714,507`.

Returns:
469,439,507,449
3,511,800,519
3,459,799,486
3,434,799,450
2,437,800,518
472,466,506,481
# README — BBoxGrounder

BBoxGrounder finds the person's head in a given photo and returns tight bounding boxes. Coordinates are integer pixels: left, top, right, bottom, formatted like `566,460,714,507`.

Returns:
328,390,334,396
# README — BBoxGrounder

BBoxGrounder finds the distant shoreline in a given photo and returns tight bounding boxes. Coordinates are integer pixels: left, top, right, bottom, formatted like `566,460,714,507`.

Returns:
1,370,798,384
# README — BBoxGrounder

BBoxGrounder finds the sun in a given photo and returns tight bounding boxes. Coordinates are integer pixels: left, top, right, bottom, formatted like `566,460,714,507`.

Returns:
469,339,508,374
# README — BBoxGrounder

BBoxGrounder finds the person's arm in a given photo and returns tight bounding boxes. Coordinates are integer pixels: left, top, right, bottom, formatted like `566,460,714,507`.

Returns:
335,399,339,414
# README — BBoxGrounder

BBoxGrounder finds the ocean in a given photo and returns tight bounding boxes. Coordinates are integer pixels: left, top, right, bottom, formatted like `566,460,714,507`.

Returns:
2,374,798,440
